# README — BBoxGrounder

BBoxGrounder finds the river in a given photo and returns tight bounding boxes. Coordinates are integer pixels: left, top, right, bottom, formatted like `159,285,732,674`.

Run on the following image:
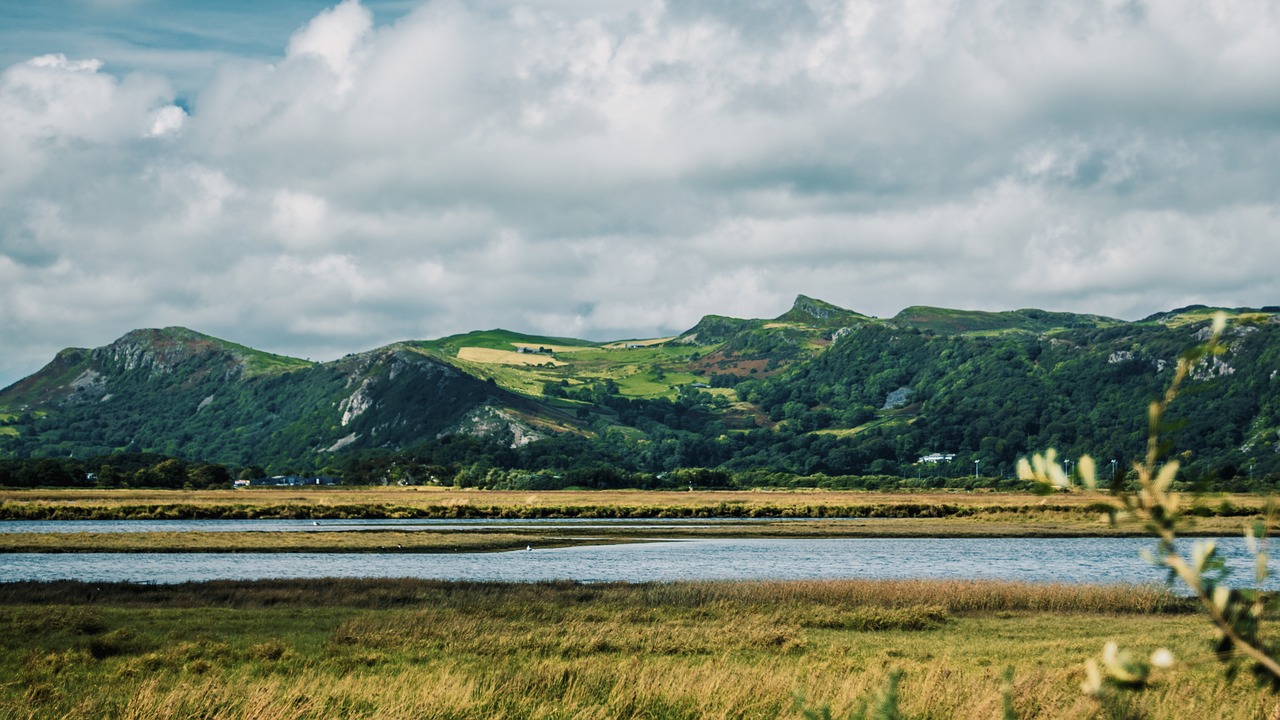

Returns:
0,529,1270,588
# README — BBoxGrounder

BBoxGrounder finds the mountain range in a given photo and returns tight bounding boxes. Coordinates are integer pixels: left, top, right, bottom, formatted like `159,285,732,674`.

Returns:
3,298,1278,485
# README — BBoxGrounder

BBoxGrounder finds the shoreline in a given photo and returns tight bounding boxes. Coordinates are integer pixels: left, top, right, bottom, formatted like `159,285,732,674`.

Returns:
0,515,1255,553
2,488,1270,552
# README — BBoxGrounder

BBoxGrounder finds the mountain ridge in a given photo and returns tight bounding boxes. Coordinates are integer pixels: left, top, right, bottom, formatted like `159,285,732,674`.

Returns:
3,299,1279,482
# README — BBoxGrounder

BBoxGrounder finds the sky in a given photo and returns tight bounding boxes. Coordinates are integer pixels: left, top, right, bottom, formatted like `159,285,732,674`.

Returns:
2,0,1280,388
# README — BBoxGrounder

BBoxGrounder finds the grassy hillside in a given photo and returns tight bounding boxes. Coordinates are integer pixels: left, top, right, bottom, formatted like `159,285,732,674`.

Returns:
892,306,1118,335
1142,304,1280,328
415,335,708,400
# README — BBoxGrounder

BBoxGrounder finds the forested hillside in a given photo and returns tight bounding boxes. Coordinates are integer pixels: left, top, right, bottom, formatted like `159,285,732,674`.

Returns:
728,315,1280,481
3,302,1278,489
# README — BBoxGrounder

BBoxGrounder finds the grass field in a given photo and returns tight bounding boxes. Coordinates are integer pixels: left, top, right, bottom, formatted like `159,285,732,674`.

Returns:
456,347,566,367
1,578,1273,719
410,328,714,401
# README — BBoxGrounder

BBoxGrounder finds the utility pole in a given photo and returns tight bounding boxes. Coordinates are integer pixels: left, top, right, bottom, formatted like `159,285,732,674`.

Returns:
974,459,979,479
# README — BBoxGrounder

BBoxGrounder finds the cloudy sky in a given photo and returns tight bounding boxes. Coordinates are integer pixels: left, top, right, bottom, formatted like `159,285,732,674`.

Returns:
3,0,1279,387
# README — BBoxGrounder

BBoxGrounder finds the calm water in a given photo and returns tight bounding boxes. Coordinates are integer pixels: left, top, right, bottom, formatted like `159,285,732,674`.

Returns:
0,536,1271,588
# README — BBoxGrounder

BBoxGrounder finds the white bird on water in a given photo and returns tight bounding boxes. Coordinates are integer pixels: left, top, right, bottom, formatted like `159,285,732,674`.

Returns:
526,545,532,551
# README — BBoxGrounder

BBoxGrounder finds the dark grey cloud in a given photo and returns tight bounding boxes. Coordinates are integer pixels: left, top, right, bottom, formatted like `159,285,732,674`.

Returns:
3,0,1280,386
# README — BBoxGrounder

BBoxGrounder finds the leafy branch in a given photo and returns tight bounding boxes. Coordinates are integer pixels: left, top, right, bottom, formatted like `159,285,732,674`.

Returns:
1019,312,1280,694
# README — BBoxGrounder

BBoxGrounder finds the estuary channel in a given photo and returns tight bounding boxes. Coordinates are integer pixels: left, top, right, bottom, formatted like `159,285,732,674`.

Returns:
0,519,1270,589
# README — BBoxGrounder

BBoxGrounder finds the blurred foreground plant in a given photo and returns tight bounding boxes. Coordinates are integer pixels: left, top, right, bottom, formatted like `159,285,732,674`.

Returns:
1019,312,1280,695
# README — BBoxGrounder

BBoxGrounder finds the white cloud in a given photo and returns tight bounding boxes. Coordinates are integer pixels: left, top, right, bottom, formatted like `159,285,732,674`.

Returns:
287,1,372,71
270,190,330,248
2,0,1280,386
146,104,186,137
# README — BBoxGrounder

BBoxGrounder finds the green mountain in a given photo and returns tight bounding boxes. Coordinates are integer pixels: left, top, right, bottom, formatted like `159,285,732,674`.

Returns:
725,305,1280,481
0,327,538,468
3,301,1280,486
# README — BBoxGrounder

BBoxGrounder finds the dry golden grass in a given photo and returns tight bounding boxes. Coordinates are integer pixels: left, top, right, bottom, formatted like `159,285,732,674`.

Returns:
2,579,1275,719
0,530,625,553
1,488,1268,538
456,347,565,366
0,577,1191,614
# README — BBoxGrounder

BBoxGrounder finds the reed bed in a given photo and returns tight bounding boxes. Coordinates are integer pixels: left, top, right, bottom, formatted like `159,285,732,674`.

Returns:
0,487,1267,524
0,530,621,554
0,577,1192,614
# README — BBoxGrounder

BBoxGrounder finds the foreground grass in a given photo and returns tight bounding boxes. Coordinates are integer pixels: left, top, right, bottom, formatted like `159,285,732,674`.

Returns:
0,578,1275,719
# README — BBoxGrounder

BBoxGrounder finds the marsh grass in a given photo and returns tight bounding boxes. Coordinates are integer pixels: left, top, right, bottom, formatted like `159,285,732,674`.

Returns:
1,487,1270,524
0,577,1192,613
0,530,623,554
3,578,1265,719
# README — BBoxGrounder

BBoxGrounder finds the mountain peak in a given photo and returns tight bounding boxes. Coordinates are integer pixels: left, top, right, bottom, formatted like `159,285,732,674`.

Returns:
101,327,235,372
97,327,312,379
775,295,869,326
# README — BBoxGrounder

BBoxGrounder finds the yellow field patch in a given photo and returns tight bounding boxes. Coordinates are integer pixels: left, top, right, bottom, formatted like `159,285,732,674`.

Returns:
511,342,591,353
457,347,564,366
0,427,17,437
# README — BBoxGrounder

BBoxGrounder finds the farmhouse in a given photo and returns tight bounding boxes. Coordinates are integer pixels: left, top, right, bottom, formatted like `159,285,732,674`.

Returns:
236,475,341,487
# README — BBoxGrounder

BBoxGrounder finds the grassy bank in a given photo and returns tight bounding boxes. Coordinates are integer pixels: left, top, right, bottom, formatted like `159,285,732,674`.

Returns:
0,530,629,553
2,578,1274,719
0,512,1266,553
0,487,1268,526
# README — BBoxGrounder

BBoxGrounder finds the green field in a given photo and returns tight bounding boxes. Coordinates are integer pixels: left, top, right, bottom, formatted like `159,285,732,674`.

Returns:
1,578,1272,719
1153,307,1273,328
409,330,714,400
